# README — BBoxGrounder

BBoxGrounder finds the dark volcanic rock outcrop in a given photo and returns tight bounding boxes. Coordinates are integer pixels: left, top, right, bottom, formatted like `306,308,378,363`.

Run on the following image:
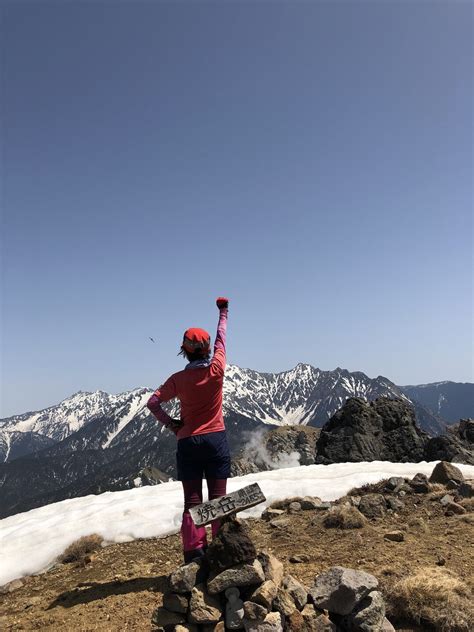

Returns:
315,398,428,464
425,419,474,465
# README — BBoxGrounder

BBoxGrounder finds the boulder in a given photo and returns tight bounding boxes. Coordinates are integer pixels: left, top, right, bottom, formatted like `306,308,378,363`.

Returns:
289,502,302,513
444,501,466,515
383,531,404,542
309,567,378,616
425,423,474,465
358,494,386,519
429,461,464,485
257,551,284,587
300,497,324,510
249,580,279,609
282,575,308,610
289,555,310,564
243,601,268,621
262,508,285,521
301,605,336,631
244,611,283,632
169,560,206,593
269,518,292,529
458,480,474,498
349,590,386,631
207,519,257,572
273,587,297,616
188,584,222,624
315,398,428,464
163,591,189,613
208,559,265,594
386,497,404,512
384,477,405,491
409,473,430,494
440,494,455,506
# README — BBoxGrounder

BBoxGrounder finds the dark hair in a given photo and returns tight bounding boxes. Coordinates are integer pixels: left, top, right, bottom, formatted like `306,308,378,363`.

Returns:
178,348,211,362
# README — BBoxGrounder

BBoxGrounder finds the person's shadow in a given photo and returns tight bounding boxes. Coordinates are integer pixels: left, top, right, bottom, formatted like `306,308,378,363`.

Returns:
47,574,169,609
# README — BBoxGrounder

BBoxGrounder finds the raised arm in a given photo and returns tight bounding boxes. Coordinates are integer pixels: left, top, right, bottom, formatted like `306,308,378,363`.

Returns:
214,297,229,355
210,297,229,376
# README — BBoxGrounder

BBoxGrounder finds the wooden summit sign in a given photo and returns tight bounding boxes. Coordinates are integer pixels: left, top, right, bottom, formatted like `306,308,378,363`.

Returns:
189,483,266,527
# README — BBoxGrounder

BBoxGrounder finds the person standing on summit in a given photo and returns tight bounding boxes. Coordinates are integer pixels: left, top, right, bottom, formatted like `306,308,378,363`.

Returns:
147,298,230,562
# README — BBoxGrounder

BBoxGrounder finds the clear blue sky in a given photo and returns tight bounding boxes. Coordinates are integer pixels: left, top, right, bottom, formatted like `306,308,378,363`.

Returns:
1,1,472,417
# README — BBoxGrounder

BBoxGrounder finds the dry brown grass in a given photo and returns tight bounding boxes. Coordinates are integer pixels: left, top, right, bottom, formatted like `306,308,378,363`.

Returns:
458,514,474,525
387,566,474,631
459,497,474,512
58,534,104,564
322,506,367,529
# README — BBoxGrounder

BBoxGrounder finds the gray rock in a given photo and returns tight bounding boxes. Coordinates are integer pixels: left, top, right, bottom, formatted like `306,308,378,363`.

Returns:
444,501,466,515
350,496,361,507
386,497,404,512
244,611,283,632
440,494,455,506
208,559,265,594
385,476,405,491
351,590,386,631
269,518,292,529
429,461,464,485
309,566,378,616
300,496,323,510
257,551,284,587
301,605,336,631
0,578,24,594
289,555,310,564
358,494,386,519
289,502,302,513
459,480,474,498
383,531,404,542
169,561,205,593
446,479,461,491
151,607,186,627
312,502,332,511
188,583,222,624
262,508,285,521
409,473,430,494
283,575,308,610
163,591,189,613
273,587,297,616
425,423,474,465
249,580,278,609
243,601,268,621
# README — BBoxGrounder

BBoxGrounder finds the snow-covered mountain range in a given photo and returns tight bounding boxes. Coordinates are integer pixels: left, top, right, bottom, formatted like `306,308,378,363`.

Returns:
0,364,470,519
1,363,449,458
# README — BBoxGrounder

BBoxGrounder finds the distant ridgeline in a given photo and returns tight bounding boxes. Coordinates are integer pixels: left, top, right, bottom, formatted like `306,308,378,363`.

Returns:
0,365,472,519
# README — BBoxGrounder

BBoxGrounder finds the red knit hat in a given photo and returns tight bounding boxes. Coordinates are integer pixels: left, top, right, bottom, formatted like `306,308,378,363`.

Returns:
181,328,211,355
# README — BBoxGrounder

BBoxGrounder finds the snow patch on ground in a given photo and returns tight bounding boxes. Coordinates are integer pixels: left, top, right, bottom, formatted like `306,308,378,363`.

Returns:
1,461,473,587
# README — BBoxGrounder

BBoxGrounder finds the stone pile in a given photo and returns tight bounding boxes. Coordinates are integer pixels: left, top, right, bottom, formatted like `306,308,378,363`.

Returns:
151,518,395,632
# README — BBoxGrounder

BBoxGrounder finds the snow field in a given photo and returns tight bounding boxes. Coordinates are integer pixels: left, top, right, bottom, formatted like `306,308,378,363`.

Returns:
1,460,473,587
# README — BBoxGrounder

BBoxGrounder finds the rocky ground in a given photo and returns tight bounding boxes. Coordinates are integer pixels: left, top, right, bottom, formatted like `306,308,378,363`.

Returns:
0,466,473,632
